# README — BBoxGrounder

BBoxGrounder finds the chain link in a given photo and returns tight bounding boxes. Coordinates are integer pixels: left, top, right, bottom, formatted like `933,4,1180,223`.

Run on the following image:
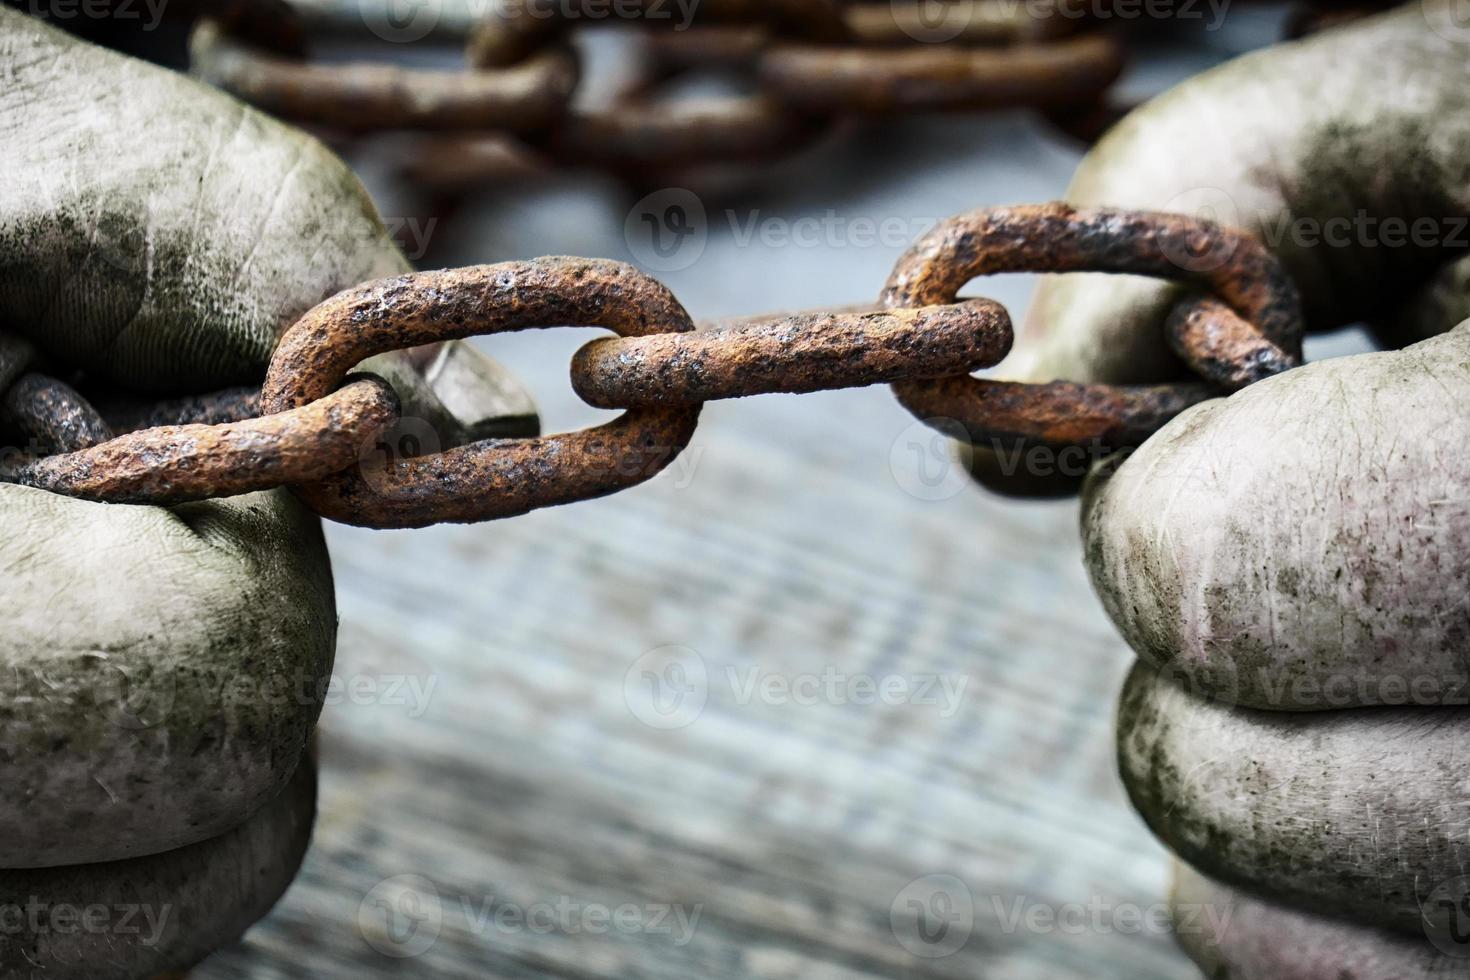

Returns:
0,204,1302,527
187,0,1131,181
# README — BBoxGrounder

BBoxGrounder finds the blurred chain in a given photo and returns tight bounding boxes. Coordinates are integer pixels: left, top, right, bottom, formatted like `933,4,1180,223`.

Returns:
0,204,1302,528
187,0,1131,184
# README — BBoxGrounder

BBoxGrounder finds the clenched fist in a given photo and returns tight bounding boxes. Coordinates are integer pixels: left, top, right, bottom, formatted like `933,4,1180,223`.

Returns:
0,10,530,976
988,3,1470,974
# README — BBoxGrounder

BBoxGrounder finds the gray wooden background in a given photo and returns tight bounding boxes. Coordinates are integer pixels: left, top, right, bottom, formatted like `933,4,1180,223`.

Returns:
191,11,1294,976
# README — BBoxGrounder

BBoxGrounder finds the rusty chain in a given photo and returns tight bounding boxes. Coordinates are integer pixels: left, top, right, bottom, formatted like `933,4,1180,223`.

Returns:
0,203,1302,529
186,0,1130,183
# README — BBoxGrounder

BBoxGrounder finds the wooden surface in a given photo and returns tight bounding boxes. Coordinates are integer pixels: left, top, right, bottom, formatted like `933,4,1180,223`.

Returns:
184,19,1295,973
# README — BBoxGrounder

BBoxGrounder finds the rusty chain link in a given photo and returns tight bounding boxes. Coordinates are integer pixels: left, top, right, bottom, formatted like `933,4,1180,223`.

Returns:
0,204,1302,528
186,0,1130,183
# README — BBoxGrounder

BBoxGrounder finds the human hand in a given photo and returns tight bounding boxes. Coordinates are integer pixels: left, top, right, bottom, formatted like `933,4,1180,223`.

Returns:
980,3,1470,973
0,9,529,975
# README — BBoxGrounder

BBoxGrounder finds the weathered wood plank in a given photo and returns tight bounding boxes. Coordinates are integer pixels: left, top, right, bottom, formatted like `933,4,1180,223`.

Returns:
189,97,1249,979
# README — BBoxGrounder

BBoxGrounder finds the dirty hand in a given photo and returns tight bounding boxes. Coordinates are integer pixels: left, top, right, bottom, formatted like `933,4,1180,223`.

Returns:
993,3,1470,975
0,10,526,975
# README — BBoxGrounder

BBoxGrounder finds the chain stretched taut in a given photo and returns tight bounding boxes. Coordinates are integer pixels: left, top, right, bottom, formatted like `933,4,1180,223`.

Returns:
0,203,1302,528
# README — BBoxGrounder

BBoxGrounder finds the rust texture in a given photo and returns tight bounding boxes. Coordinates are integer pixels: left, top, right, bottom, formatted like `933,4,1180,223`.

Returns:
550,96,826,172
758,34,1125,114
2,374,114,454
570,301,1013,408
186,0,1132,190
191,19,578,132
1165,297,1300,390
11,378,397,506
881,203,1304,452
261,258,702,529
882,202,1305,387
844,0,1080,45
102,387,264,432
469,0,850,68
893,377,1216,449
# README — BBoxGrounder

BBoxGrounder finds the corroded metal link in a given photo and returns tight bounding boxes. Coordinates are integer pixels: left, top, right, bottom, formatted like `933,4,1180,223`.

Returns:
758,34,1125,114
1166,296,1299,390
9,377,399,506
882,202,1305,386
845,0,1084,46
570,301,1012,408
549,95,828,172
102,387,264,433
3,374,113,454
882,203,1303,450
261,258,702,529
0,334,37,395
190,18,579,132
470,0,851,68
892,377,1215,449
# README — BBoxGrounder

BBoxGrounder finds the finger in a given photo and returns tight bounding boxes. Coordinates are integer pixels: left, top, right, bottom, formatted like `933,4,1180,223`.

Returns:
0,486,333,866
1083,323,1470,710
1169,859,1461,979
0,757,315,978
1120,662,1470,934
